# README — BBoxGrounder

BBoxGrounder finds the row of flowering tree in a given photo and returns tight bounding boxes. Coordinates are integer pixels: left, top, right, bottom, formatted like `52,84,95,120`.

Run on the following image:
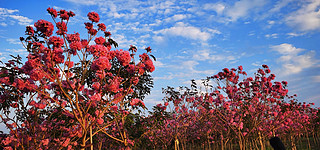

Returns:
139,65,319,150
0,8,319,150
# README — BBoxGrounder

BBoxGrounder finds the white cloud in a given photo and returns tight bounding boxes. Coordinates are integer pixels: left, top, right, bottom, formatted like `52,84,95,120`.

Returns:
6,38,20,45
0,22,7,27
286,32,306,37
0,8,32,26
153,60,165,68
225,0,267,22
269,0,295,13
9,15,32,26
204,3,225,15
154,22,211,41
192,49,238,63
164,14,188,22
5,49,26,53
152,35,165,44
313,75,320,82
265,33,278,38
0,8,18,15
271,43,318,75
63,0,97,5
271,43,304,54
285,0,320,31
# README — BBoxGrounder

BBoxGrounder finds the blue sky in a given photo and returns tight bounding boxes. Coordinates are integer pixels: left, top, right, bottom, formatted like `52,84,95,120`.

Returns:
0,0,320,107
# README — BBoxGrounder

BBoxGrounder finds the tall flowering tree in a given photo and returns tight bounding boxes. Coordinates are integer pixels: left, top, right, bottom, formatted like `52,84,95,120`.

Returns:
0,8,155,149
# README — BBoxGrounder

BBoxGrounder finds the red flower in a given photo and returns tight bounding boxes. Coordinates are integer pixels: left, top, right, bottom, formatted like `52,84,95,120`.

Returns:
126,64,135,74
68,11,75,17
84,22,93,30
49,36,64,48
25,26,34,36
56,21,67,35
262,64,269,68
238,65,243,71
131,77,139,85
98,23,106,31
139,53,149,62
87,12,100,23
47,7,57,18
94,37,105,45
145,46,152,53
89,29,98,36
59,10,70,20
265,68,271,74
69,41,82,55
67,33,80,43
282,81,288,86
34,20,54,37
10,103,18,108
104,31,111,37
81,39,88,48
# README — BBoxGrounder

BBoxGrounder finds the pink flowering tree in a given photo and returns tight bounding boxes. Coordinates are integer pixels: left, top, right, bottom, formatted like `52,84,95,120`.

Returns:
0,8,155,150
142,65,317,150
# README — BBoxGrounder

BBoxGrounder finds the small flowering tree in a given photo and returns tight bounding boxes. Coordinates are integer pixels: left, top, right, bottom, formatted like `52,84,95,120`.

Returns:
0,8,155,149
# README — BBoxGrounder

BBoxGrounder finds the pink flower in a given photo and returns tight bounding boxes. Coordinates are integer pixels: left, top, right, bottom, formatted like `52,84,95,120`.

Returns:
88,45,109,57
131,77,139,85
110,105,118,111
30,68,45,81
87,12,100,23
69,41,82,54
130,98,144,106
144,59,155,72
91,57,111,71
61,138,70,147
42,139,49,146
116,50,131,66
97,118,104,125
106,78,120,93
65,61,74,68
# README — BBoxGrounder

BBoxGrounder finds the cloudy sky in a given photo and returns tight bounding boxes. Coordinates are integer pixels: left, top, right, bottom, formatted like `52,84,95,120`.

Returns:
1,0,320,107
